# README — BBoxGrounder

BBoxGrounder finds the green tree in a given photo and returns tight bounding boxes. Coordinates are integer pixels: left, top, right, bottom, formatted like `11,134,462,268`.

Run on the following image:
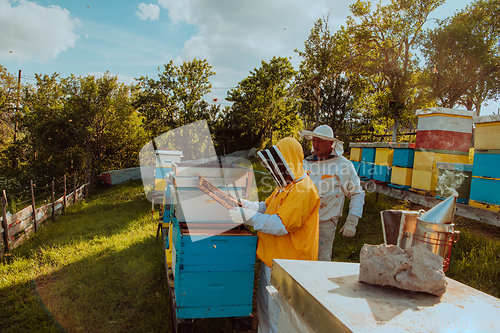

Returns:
421,0,500,115
295,15,356,129
225,56,302,151
0,64,18,149
346,0,445,141
20,73,74,181
64,73,147,180
134,59,215,138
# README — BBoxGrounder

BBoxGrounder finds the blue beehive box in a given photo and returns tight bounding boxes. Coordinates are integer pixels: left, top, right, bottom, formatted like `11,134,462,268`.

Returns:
390,143,415,168
359,162,375,179
373,165,392,182
470,177,500,206
470,150,500,208
472,151,500,179
351,161,360,174
167,162,257,321
171,217,257,319
361,148,376,163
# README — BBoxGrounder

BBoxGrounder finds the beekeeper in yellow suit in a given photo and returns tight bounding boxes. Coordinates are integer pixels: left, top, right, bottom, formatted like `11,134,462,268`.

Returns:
229,137,320,333
300,125,365,261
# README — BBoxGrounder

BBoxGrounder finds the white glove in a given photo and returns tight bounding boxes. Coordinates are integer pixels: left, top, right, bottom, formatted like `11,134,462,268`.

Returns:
339,214,359,237
228,207,258,225
228,207,288,236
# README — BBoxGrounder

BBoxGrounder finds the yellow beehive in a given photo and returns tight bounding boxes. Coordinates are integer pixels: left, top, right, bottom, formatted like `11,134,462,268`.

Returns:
413,150,469,171
411,169,439,195
155,178,167,191
350,147,362,162
469,200,500,213
375,147,394,166
166,225,173,268
391,166,413,186
474,115,500,150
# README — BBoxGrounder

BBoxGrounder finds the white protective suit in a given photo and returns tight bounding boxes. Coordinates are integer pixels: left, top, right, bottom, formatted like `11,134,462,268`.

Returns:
303,143,365,261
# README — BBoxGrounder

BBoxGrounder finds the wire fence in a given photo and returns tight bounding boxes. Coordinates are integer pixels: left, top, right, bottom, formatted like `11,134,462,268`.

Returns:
1,173,94,257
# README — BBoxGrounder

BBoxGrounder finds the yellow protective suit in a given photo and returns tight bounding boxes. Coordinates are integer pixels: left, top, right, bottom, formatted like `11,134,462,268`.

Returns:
256,137,320,268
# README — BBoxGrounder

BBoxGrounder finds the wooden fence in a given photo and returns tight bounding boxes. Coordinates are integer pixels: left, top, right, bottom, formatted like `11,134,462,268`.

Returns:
1,176,88,257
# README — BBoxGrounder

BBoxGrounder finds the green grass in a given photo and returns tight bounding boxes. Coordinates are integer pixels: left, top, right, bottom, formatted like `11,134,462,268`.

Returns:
1,178,499,333
1,181,171,333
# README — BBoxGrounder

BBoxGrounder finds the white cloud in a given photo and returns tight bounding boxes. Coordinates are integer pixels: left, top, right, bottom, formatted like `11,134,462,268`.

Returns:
156,0,345,88
136,3,160,21
157,0,193,24
0,0,80,62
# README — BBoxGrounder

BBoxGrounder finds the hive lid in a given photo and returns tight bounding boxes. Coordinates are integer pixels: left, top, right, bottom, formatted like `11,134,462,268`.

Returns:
419,195,457,224
373,142,392,148
389,142,416,149
473,114,500,124
415,107,474,117
350,142,375,148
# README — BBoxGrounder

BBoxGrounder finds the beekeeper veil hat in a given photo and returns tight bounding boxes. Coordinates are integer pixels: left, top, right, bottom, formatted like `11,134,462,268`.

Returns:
257,137,305,188
300,124,344,156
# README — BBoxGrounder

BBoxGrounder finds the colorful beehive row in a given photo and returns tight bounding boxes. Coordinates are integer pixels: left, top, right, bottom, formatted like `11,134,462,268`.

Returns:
350,142,416,187
410,107,474,196
469,114,500,212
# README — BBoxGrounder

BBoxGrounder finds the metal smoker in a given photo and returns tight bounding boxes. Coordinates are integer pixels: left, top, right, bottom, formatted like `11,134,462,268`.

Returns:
411,195,461,271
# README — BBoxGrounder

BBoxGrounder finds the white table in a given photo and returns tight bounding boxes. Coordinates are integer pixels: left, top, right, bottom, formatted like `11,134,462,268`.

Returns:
270,259,500,333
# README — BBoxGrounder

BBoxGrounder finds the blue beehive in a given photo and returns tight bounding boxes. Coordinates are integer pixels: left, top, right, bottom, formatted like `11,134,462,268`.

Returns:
166,162,257,323
470,150,500,209
373,164,392,182
359,162,375,179
361,147,376,163
390,142,415,168
171,217,256,319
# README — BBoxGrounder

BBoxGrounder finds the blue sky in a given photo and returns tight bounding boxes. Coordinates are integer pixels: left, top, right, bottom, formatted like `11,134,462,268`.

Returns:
1,0,498,114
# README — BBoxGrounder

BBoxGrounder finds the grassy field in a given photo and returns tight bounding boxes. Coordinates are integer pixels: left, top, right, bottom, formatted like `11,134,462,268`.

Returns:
1,177,499,333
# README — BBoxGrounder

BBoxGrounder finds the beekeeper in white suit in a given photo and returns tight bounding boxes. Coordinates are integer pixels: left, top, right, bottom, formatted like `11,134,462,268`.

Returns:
300,125,365,261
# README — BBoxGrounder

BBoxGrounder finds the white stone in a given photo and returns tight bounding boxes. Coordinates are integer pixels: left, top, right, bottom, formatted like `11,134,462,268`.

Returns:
359,243,447,296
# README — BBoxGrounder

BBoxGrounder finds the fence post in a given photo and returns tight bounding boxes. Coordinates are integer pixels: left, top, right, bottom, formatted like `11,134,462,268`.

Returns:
73,173,77,204
51,180,55,221
63,175,67,213
30,180,37,233
1,190,10,253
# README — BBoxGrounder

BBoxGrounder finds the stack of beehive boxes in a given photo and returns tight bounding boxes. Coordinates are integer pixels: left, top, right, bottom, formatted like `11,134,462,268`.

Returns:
389,143,415,190
411,107,474,196
373,143,393,182
349,142,363,174
154,150,183,196
469,114,500,212
358,143,376,180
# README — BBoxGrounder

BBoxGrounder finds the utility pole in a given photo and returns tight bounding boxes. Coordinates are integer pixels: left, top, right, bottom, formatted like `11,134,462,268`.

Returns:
14,69,21,142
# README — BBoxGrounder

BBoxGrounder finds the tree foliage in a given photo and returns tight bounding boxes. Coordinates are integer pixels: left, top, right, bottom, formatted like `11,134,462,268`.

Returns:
13,72,147,184
421,0,500,114
223,56,302,151
346,0,445,140
134,59,215,138
0,64,18,149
